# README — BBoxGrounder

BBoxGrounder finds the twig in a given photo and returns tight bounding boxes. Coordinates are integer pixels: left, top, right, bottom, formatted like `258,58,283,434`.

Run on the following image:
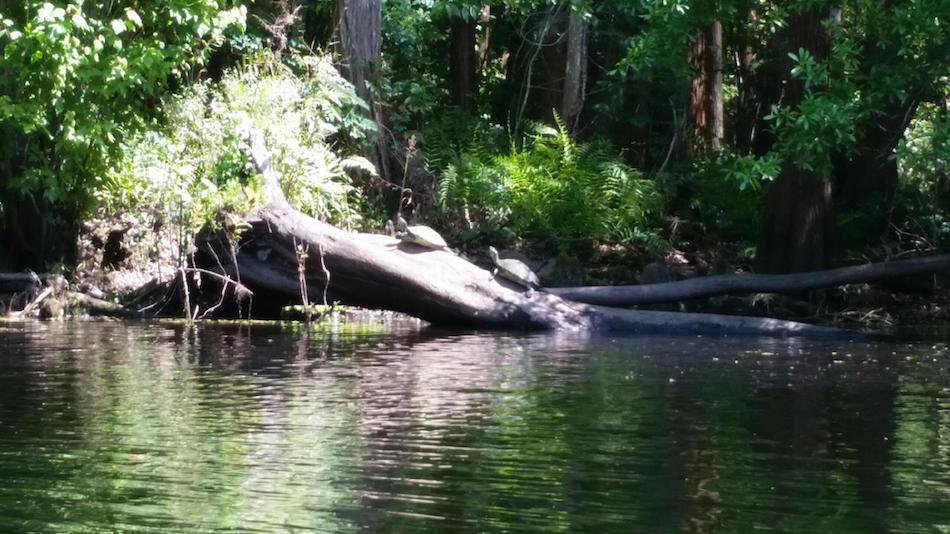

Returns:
295,238,311,322
319,243,330,306
513,4,560,141
198,243,235,319
653,98,678,178
180,267,193,323
12,286,53,317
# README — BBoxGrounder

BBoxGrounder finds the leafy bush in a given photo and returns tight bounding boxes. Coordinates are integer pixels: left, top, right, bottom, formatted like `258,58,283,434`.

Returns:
0,1,246,212
106,52,377,242
889,101,950,249
434,116,664,251
682,152,777,244
899,102,950,199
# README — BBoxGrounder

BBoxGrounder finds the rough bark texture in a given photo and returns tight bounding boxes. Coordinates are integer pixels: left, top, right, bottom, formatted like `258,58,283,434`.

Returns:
477,4,492,71
339,0,391,184
549,254,950,306
560,9,588,135
216,131,862,339
755,8,834,273
448,17,477,110
689,20,724,153
756,166,836,273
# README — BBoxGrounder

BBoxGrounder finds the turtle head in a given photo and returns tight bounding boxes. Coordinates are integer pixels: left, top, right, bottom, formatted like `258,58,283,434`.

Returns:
396,217,409,232
488,246,499,262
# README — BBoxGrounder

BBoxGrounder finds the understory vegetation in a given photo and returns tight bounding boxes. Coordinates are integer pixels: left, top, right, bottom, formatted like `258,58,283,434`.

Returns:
106,52,377,252
1,0,948,284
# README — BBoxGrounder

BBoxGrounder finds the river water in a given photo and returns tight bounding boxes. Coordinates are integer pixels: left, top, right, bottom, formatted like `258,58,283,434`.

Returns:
0,320,948,532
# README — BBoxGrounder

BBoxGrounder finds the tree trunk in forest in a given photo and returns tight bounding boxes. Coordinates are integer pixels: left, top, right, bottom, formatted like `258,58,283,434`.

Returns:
836,98,919,216
835,16,922,222
202,131,863,339
509,3,563,139
477,4,492,71
537,7,568,125
304,0,344,49
339,0,391,184
733,11,759,153
756,166,836,273
755,8,834,273
689,20,724,154
448,17,477,110
560,9,588,135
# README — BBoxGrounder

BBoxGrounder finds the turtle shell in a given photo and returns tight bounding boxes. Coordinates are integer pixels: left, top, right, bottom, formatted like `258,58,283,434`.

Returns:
398,220,448,249
496,258,540,287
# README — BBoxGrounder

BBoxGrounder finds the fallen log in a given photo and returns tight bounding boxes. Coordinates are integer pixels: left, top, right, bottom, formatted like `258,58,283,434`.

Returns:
548,255,950,307
198,131,870,338
67,291,143,318
0,272,45,293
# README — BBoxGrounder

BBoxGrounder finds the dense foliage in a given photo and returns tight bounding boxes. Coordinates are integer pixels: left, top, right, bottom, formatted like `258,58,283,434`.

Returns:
109,52,376,246
0,1,245,208
1,0,948,271
430,114,663,251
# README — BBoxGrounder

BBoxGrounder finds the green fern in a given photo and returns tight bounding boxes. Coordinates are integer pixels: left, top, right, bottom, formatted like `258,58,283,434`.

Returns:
430,116,664,250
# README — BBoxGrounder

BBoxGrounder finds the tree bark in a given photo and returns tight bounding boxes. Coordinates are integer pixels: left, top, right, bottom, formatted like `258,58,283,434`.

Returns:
448,16,477,110
835,9,922,221
477,4,492,71
339,0,391,184
208,131,863,339
755,8,834,273
689,20,723,153
833,97,920,243
756,166,836,273
548,254,950,306
560,8,588,135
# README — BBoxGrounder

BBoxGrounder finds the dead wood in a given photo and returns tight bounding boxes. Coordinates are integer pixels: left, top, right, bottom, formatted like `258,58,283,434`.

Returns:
192,131,870,339
548,255,950,307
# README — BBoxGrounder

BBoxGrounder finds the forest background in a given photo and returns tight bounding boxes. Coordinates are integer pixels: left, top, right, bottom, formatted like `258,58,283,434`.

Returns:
1,0,948,297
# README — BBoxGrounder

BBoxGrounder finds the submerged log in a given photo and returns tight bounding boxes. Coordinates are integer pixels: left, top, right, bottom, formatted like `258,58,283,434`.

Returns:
195,131,867,338
549,255,950,307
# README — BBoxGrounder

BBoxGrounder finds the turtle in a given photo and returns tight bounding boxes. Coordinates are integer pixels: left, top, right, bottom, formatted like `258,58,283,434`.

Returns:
396,217,450,250
488,246,541,293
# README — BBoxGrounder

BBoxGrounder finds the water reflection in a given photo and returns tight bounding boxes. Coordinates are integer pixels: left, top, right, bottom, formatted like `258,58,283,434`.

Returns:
0,322,948,532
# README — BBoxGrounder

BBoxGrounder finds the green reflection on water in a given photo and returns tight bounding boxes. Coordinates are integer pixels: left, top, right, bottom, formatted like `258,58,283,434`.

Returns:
0,323,948,533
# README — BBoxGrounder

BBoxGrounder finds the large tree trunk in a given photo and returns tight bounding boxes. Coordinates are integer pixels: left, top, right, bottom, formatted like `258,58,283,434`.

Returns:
689,20,724,153
560,7,588,135
448,16,477,110
834,0,918,226
339,0,391,184
835,97,920,232
756,166,836,273
202,131,861,339
755,8,834,273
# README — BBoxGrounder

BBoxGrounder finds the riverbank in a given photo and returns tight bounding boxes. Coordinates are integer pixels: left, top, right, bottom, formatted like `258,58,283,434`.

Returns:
2,210,947,335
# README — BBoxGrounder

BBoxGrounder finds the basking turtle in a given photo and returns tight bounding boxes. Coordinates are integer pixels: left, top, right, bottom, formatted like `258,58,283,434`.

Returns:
488,246,541,292
396,217,450,250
